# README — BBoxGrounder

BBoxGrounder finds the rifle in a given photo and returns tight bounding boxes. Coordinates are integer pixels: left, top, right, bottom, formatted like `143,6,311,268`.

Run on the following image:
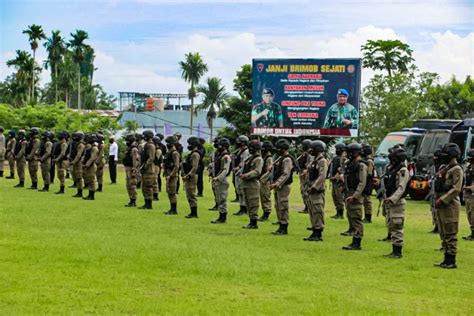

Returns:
425,164,437,220
270,155,284,183
376,174,386,217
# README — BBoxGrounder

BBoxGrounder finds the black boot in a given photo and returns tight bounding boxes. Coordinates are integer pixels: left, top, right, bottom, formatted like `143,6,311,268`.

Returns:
242,218,258,229
185,206,198,218
6,172,14,179
139,199,152,210
39,184,49,192
125,198,136,207
434,253,448,267
14,181,24,188
298,205,309,214
211,212,227,224
378,232,391,242
384,244,402,258
97,184,103,192
73,189,83,198
440,253,457,269
55,185,65,194
340,229,353,236
272,223,288,235
69,181,76,188
258,212,270,222
331,208,344,219
462,230,474,240
28,182,38,190
153,192,159,201
343,237,362,250
164,203,178,215
363,214,372,223
233,205,247,216
83,190,95,200
304,228,323,241
429,225,439,234
208,204,218,211
0,171,3,177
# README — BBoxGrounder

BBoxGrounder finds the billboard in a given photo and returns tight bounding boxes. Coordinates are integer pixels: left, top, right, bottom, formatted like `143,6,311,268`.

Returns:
251,58,361,137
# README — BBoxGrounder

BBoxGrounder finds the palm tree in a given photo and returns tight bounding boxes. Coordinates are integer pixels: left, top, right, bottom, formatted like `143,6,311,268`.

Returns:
197,77,229,140
59,52,78,108
361,39,414,77
44,30,66,102
6,50,38,106
67,29,89,110
179,52,208,134
23,24,46,103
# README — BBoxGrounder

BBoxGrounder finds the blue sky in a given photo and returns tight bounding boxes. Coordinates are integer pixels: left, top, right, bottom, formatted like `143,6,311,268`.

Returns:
1,0,473,96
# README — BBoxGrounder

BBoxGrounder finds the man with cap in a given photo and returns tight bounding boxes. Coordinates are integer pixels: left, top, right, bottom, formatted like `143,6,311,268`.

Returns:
71,131,85,198
434,143,463,269
258,141,274,222
462,149,474,241
270,138,294,235
82,134,99,200
211,138,232,224
304,140,329,241
151,136,163,201
323,89,359,129
330,143,346,219
233,135,250,216
52,131,69,194
123,134,140,207
14,130,27,187
95,133,105,192
342,143,367,250
0,126,5,177
38,131,53,192
297,139,313,214
108,136,118,184
6,130,17,179
26,127,41,189
382,147,409,258
361,143,375,223
251,88,283,128
241,139,264,229
163,135,181,214
182,137,201,218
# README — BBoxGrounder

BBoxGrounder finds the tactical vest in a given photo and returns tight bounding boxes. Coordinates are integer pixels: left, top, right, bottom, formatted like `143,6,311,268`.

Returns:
70,142,78,159
25,139,35,155
140,144,153,164
164,150,176,171
233,149,243,168
361,160,374,195
331,155,342,177
466,164,474,186
297,153,308,170
14,140,23,155
123,145,136,167
83,146,92,163
183,151,197,174
260,154,272,179
154,147,162,166
308,156,323,182
214,152,222,176
39,142,47,156
273,155,293,185
242,154,260,179
384,164,407,198
435,163,459,193
53,142,63,160
345,160,361,191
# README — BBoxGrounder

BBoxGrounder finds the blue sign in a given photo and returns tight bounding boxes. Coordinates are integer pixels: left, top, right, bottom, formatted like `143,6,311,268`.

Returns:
251,58,361,137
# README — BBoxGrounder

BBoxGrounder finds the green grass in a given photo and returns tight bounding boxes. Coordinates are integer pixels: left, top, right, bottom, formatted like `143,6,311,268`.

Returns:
1,171,473,315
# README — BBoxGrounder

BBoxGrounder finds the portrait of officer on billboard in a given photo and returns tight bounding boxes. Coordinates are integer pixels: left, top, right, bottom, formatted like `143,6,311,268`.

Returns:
323,88,359,129
251,88,283,128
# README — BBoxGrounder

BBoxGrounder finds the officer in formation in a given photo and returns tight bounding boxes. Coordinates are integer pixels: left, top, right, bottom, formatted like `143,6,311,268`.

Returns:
70,131,85,198
123,134,140,207
26,127,40,190
361,143,374,223
462,149,474,241
38,131,53,192
210,138,232,224
296,139,312,214
53,131,69,195
428,148,443,234
0,127,4,177
382,146,410,258
14,130,27,187
240,139,264,229
152,135,163,201
139,130,156,209
208,137,221,211
6,130,17,179
233,136,250,216
163,135,181,215
329,143,346,219
304,140,328,241
258,141,273,222
182,137,200,218
95,133,105,192
197,137,206,197
82,134,99,200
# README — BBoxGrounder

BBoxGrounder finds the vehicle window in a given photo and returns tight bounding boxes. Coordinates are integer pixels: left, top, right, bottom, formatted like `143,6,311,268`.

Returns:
405,137,419,159
419,133,450,156
375,135,407,156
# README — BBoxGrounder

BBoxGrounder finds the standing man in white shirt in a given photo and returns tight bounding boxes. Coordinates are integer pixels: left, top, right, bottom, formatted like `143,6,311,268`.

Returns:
108,137,118,184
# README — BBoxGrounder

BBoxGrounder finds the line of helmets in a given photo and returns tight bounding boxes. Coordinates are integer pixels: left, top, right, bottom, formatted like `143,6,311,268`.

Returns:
3,127,105,144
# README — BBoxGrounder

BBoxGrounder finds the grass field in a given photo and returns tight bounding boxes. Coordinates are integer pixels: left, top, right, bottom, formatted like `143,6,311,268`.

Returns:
1,170,473,315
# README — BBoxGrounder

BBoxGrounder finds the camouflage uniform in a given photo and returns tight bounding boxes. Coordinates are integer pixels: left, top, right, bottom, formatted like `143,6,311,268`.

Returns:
26,135,41,188
152,143,163,201
259,151,273,218
306,153,329,234
95,141,105,192
330,155,345,218
123,140,140,206
362,157,374,222
14,134,27,186
53,139,68,193
71,140,85,197
164,147,180,213
140,141,156,208
463,161,474,240
0,131,4,176
183,148,200,218
322,102,358,129
241,150,263,227
82,142,99,199
213,149,231,217
272,154,294,234
233,146,249,215
6,134,16,178
38,137,53,190
251,101,283,127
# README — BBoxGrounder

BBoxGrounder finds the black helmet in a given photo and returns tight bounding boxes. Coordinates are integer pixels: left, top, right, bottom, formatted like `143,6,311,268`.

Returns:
362,143,372,156
442,143,461,161
8,130,16,137
249,139,262,151
335,143,346,155
346,143,362,157
42,131,50,139
468,149,474,158
187,136,200,147
0,126,4,132
165,135,176,145
155,133,164,141
142,130,154,140
97,134,105,143
301,139,312,151
88,134,98,143
135,133,143,141
310,140,326,153
30,127,39,135
18,129,26,138
237,135,249,146
218,138,230,149
199,137,206,145
152,136,161,145
125,134,136,143
72,131,85,141
262,141,273,151
389,147,407,163
174,132,182,140
58,131,69,140
275,139,290,150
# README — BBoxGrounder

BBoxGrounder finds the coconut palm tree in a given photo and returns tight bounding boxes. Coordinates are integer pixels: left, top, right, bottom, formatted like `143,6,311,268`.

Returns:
67,29,89,109
22,24,46,103
197,77,229,140
6,50,38,106
179,52,208,134
44,30,66,102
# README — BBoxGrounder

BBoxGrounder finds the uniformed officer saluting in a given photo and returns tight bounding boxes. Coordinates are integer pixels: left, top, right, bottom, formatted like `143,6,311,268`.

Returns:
241,139,264,229
342,143,367,250
182,137,201,219
382,147,409,258
270,139,294,235
434,143,463,269
304,140,329,242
